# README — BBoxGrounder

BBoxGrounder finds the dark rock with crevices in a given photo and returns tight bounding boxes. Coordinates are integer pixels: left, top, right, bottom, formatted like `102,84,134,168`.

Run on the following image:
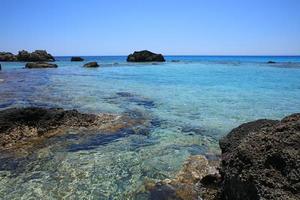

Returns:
71,57,84,61
127,50,165,62
219,114,300,200
25,62,58,69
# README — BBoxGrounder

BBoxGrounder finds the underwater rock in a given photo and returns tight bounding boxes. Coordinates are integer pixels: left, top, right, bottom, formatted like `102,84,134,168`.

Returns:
84,62,99,67
147,155,220,200
127,50,165,62
219,113,300,200
25,62,58,69
0,107,156,150
17,50,55,62
267,61,276,64
0,52,17,61
71,56,84,61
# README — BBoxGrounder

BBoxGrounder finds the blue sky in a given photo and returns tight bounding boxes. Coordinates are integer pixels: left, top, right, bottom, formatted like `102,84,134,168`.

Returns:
1,0,300,56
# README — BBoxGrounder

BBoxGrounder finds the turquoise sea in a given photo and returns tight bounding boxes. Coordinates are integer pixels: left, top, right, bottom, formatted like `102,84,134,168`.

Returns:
0,56,300,199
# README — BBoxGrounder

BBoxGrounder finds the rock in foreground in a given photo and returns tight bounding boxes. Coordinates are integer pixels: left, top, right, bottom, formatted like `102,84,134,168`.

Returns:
127,50,165,62
219,114,300,200
25,62,58,69
71,56,84,61
84,62,99,67
0,107,153,150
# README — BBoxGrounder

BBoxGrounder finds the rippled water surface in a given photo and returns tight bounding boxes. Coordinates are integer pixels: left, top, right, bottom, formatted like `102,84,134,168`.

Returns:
0,56,300,199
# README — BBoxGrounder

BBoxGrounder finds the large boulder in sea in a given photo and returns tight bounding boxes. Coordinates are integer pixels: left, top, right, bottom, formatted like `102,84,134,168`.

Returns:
71,56,84,61
17,50,55,62
219,114,300,200
127,50,165,62
0,52,17,61
25,62,58,69
83,62,99,68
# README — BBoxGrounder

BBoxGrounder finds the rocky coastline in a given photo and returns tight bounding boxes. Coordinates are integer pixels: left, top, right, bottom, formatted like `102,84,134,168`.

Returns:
145,113,300,200
0,106,298,199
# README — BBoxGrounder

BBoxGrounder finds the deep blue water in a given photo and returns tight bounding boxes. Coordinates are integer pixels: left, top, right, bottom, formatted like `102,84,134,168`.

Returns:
0,56,300,199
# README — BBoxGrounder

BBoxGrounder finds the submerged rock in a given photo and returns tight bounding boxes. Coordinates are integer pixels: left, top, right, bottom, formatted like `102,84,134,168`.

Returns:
267,61,276,64
17,50,55,62
127,50,165,62
84,62,99,68
25,62,58,69
147,155,220,200
0,52,17,61
219,114,300,200
71,56,84,61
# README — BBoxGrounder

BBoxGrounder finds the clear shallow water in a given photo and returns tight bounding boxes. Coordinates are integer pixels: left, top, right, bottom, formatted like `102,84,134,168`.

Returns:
0,56,300,199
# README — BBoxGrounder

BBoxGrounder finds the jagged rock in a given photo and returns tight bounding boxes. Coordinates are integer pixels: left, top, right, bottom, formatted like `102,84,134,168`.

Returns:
0,52,17,61
25,62,58,69
71,57,84,61
219,114,300,200
127,50,165,62
17,50,55,62
83,62,99,67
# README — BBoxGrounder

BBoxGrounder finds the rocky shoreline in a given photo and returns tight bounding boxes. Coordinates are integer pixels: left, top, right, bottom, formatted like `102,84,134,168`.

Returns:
0,107,299,199
146,113,300,200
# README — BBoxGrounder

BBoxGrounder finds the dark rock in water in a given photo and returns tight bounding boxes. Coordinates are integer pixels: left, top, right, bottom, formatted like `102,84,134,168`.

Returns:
0,52,17,61
17,50,55,62
71,56,84,61
171,60,180,62
25,62,58,69
267,61,276,64
127,50,165,62
219,114,300,200
0,107,154,150
83,62,99,68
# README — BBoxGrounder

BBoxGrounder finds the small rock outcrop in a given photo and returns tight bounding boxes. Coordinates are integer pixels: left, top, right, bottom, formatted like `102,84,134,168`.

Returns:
17,50,55,62
267,61,276,64
25,62,58,69
84,62,99,68
0,52,17,61
0,50,55,62
219,114,300,200
71,56,84,61
127,50,165,62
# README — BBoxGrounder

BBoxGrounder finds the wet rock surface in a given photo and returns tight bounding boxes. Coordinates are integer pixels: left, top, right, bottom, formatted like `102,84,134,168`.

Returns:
127,50,165,62
147,155,220,200
0,107,150,150
219,113,300,200
25,62,58,69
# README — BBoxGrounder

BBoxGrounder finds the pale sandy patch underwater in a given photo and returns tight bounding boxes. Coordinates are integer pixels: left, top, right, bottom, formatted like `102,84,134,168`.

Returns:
0,56,300,199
